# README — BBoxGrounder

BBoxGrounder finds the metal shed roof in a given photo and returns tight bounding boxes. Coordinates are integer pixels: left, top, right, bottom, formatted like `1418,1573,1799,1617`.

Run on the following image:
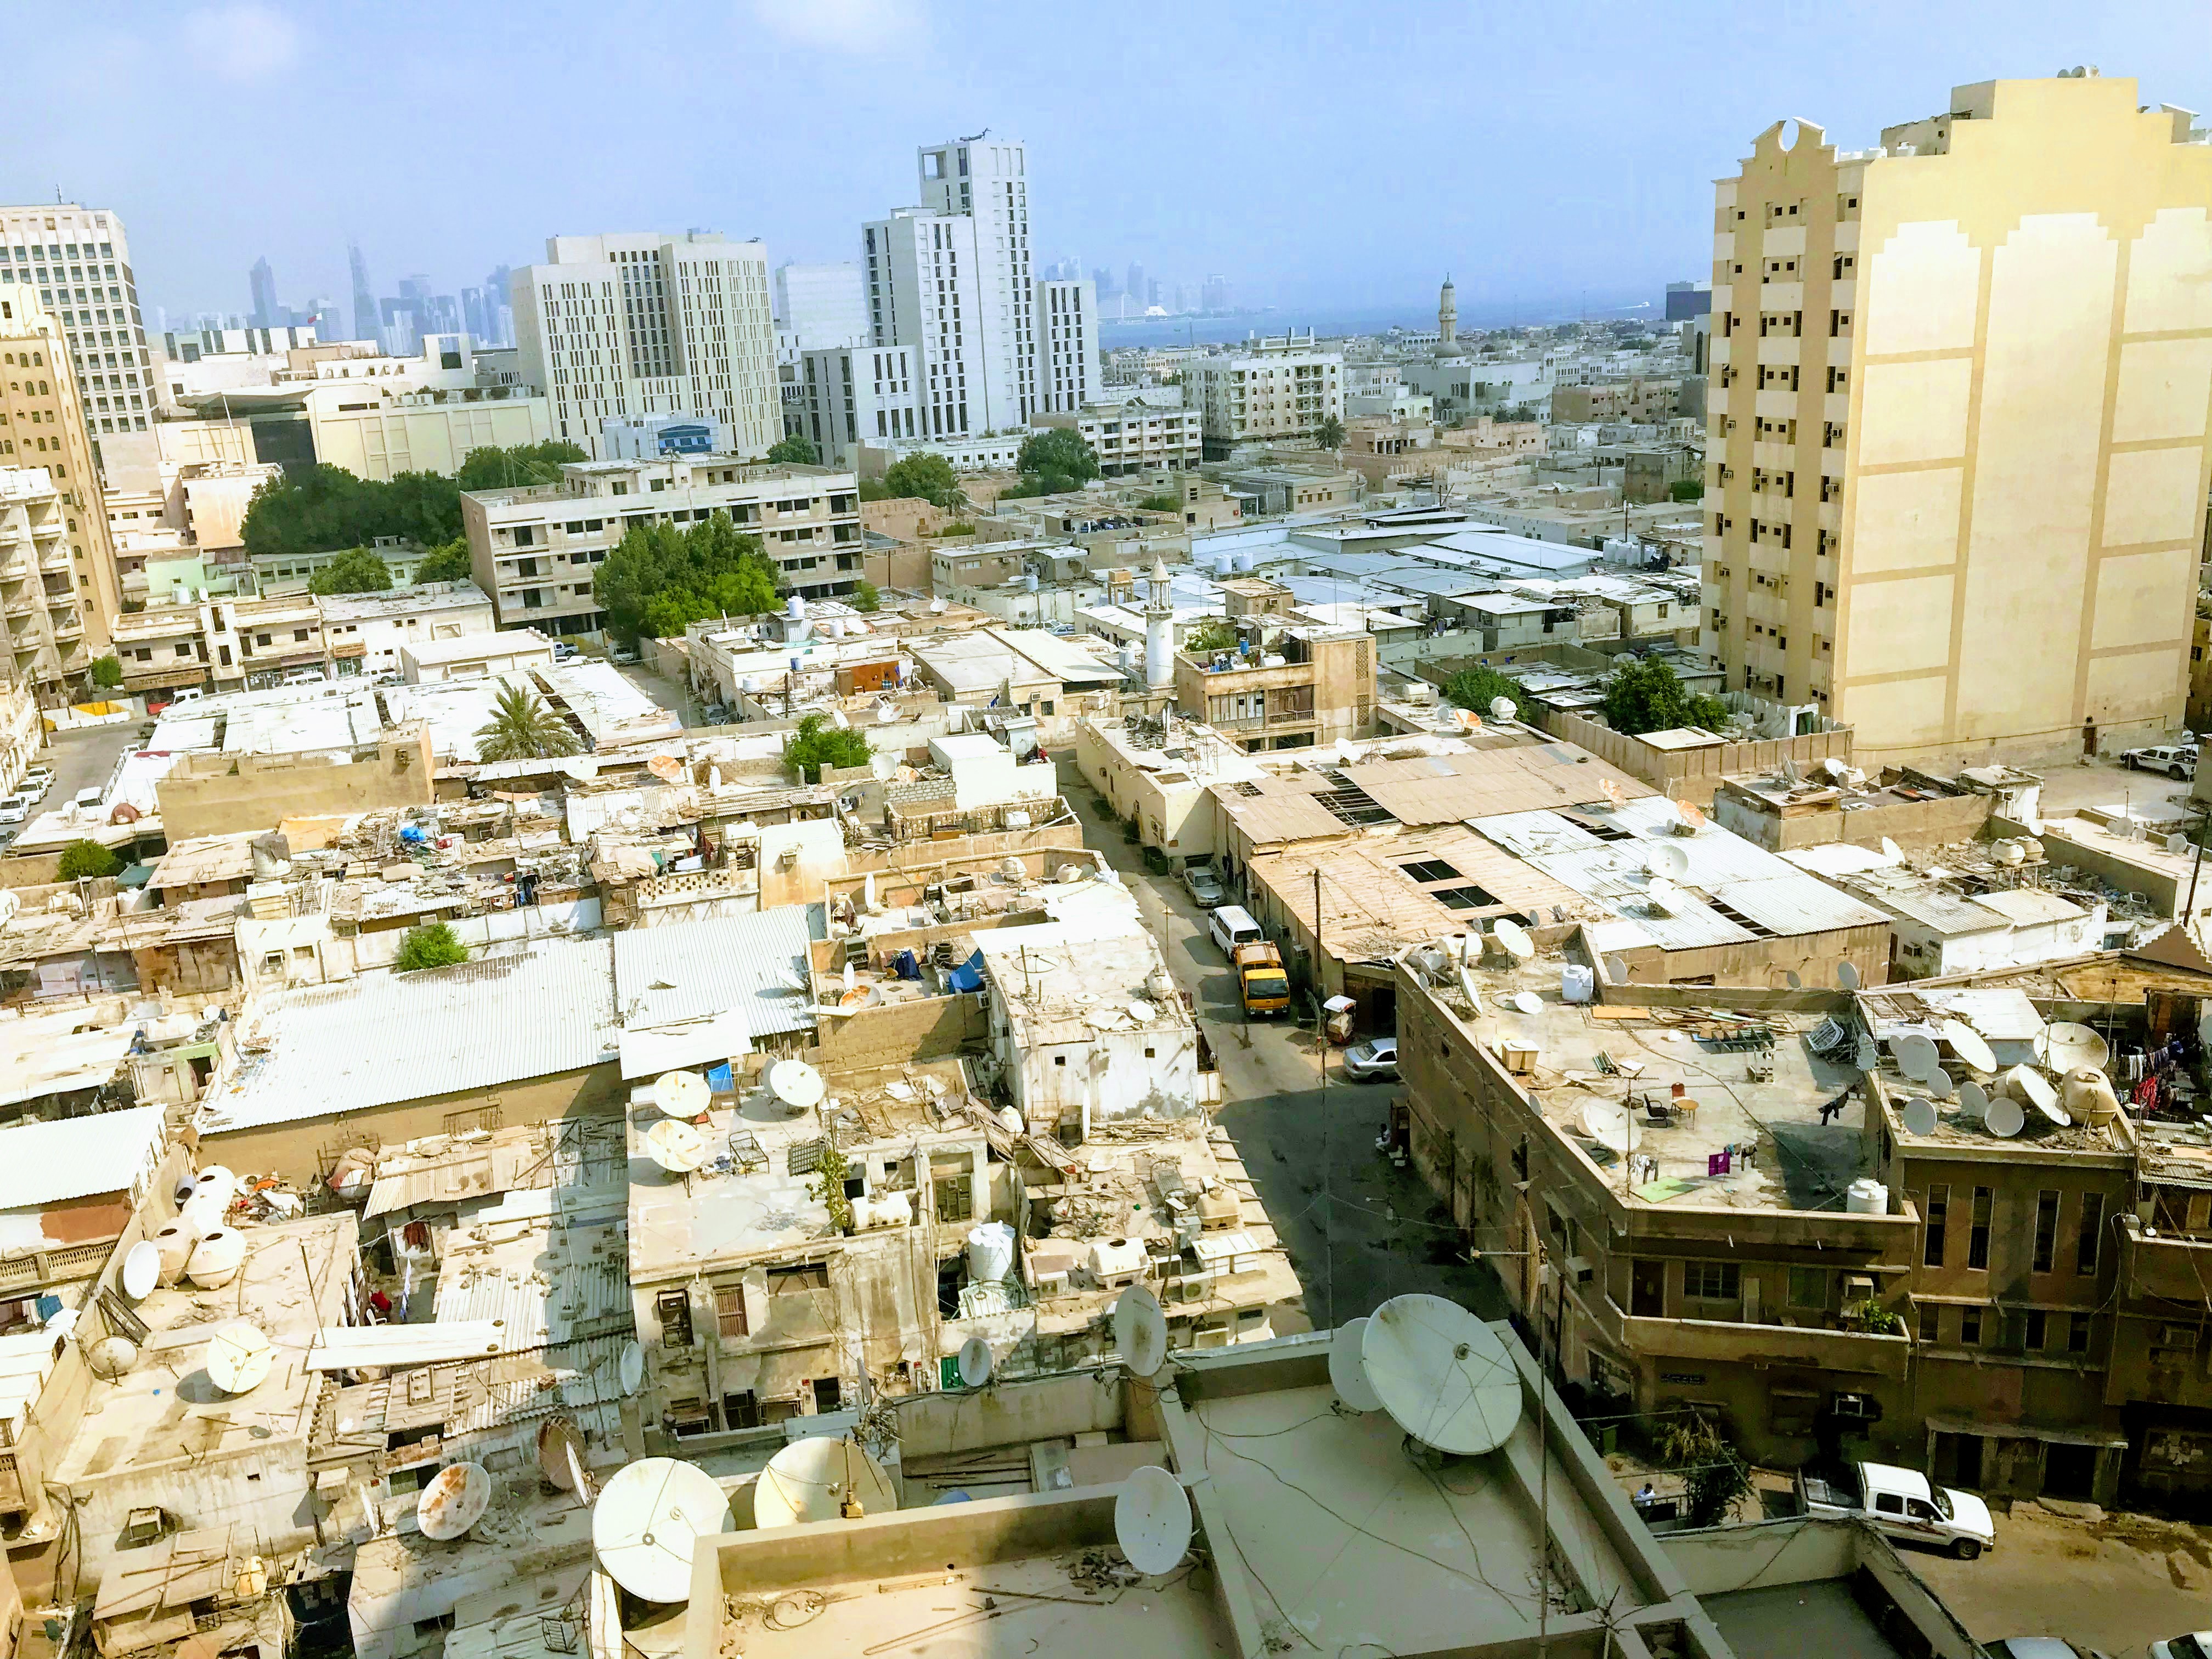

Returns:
612,906,820,1041
0,1103,165,1211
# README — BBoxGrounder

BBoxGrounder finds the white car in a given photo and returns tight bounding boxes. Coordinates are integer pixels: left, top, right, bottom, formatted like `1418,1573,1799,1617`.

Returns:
2123,744,2197,780
72,786,104,812
0,794,31,826
1987,1641,2111,1659
2153,1635,2212,1659
1342,1037,1399,1082
20,765,53,792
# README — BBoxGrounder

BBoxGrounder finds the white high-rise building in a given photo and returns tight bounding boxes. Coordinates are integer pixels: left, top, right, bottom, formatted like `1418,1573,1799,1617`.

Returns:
1036,277,1100,413
772,263,867,351
917,137,1035,422
511,231,778,461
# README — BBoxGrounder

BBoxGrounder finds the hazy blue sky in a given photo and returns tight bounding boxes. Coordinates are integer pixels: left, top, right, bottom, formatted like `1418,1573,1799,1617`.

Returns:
10,2,2209,327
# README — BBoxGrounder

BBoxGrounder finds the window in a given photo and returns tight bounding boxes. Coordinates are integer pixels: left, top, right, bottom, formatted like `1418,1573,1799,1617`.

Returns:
1918,1305,1939,1343
1968,1188,1993,1269
714,1286,748,1338
769,1261,829,1293
1924,1184,1948,1266
2077,1192,2104,1274
1686,1262,1740,1302
2024,1308,2047,1350
1874,1492,1904,1516
655,1288,693,1347
1960,1306,1983,1345
2069,1312,2091,1353
1787,1267,1826,1310
2033,1189,2059,1272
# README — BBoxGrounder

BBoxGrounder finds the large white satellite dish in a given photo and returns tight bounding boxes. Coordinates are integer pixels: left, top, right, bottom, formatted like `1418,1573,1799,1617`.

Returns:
417,1462,493,1541
1893,1034,1943,1084
2038,1022,2110,1073
644,1118,706,1175
1577,1098,1641,1155
1939,1020,1997,1075
1361,1294,1522,1456
1836,961,1862,991
1114,1466,1193,1576
1601,955,1629,985
121,1242,160,1301
1644,876,1679,916
594,1458,735,1602
86,1335,138,1380
1329,1318,1383,1413
1511,990,1544,1015
957,1335,993,1389
1645,842,1691,880
1489,918,1534,961
205,1322,273,1395
768,1059,826,1111
1957,1079,1989,1121
653,1069,709,1120
2005,1064,2067,1125
619,1341,645,1395
1900,1098,1938,1138
753,1437,895,1528
1114,1286,1170,1379
1985,1096,2027,1138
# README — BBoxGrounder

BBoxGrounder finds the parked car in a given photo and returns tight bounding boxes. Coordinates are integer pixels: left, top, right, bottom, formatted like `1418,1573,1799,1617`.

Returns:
1181,864,1226,908
2123,744,2198,779
1207,904,1265,957
72,786,104,812
0,794,31,826
2153,1635,2212,1659
20,765,53,792
1343,1037,1400,1082
1794,1461,1995,1559
1985,1641,2111,1659
552,641,580,662
610,646,641,666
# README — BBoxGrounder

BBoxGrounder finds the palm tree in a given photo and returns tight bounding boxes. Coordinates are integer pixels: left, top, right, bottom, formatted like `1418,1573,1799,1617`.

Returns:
473,684,582,761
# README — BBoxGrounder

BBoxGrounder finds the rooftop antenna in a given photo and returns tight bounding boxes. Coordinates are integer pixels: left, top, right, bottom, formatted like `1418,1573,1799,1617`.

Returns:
754,1436,895,1527
417,1462,493,1541
1113,1285,1170,1379
1113,1466,1193,1576
592,1457,734,1603
1329,1317,1384,1412
205,1322,273,1395
1360,1293,1522,1455
538,1417,592,1504
957,1334,994,1389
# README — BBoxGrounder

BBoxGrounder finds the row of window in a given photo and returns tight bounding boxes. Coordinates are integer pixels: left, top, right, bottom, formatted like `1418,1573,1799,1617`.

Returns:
1925,1184,2103,1274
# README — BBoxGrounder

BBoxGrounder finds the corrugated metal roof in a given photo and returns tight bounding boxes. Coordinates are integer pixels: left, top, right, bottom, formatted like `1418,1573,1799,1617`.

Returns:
1971,888,2091,927
612,906,820,1039
0,1104,165,1211
204,936,620,1133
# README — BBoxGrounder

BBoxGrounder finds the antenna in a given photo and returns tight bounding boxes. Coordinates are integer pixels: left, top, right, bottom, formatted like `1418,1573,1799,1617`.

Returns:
654,1069,709,1120
1329,1318,1384,1412
1488,918,1534,961
594,1457,735,1602
1956,1079,1989,1120
769,1058,826,1111
1644,876,1679,916
1673,798,1708,832
1577,1098,1640,1155
1645,842,1690,880
1893,1034,1943,1084
1900,1098,1938,1138
205,1322,273,1395
1113,1466,1193,1576
86,1335,138,1379
957,1335,994,1389
1836,961,1862,991
121,1242,160,1300
619,1341,645,1395
1597,778,1625,809
1879,836,1904,862
2005,1065,2069,1126
1361,1293,1522,1455
1113,1286,1170,1379
1984,1096,2026,1138
1511,990,1544,1014
754,1437,895,1528
644,1119,707,1175
1601,955,1629,986
538,1417,591,1499
1939,1020,1996,1074
2038,1022,2110,1072
417,1462,494,1541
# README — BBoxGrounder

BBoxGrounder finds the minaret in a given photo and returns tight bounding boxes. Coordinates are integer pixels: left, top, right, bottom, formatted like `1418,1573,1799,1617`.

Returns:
1144,555,1176,691
1438,273,1457,349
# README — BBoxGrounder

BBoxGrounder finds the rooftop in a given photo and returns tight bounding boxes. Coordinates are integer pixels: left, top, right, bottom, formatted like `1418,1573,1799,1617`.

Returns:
0,1103,165,1210
315,582,492,623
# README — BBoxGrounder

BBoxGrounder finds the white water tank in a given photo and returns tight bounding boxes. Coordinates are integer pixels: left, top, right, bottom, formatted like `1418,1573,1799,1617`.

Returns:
1024,569,1040,592
1560,964,1595,1004
1214,552,1234,577
187,1227,248,1289
966,1221,1014,1284
1844,1179,1889,1216
1235,550,1257,573
786,595,806,620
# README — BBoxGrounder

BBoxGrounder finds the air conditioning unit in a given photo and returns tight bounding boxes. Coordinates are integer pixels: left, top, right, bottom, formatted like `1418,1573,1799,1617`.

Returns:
1170,1271,1215,1304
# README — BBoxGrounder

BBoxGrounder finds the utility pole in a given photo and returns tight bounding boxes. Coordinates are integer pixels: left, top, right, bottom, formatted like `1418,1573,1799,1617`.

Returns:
1314,866,1331,1330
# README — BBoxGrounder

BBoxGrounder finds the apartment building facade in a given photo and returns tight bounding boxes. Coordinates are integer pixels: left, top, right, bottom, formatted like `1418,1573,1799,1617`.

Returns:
1036,276,1101,413
1184,346,1345,453
511,232,779,461
461,456,862,634
1032,400,1200,475
1703,75,2212,766
1172,626,1374,750
918,136,1036,421
0,469,95,698
108,590,324,701
1551,377,1682,424
788,344,919,466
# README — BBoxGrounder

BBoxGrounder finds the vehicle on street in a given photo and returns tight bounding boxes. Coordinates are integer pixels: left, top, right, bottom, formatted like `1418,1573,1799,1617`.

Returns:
280,668,326,686
1207,904,1265,957
610,646,640,665
1985,1641,2111,1659
0,793,32,826
72,786,105,812
2123,743,2197,779
1343,1037,1399,1082
2153,1634,2212,1659
552,641,580,662
1182,864,1225,908
1232,940,1290,1017
1794,1461,1995,1559
20,765,53,792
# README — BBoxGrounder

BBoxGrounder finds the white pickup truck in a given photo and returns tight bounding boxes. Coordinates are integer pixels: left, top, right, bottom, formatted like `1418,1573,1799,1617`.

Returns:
1796,1460,1995,1559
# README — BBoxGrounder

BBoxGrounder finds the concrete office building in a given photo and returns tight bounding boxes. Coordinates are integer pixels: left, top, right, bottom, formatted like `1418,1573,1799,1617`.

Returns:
788,344,919,466
1184,342,1345,452
1703,74,2212,766
511,232,780,462
771,262,867,351
918,136,1036,420
0,201,159,492
1036,275,1101,412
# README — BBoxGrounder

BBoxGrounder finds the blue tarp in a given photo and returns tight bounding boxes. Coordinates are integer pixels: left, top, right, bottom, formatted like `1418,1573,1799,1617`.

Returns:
707,1063,735,1094
891,950,922,980
946,949,986,994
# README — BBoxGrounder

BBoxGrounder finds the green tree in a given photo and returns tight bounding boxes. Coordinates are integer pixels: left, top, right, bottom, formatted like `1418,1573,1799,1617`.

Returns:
240,463,464,561
1185,617,1239,654
307,546,394,595
473,684,583,761
1314,414,1346,449
1137,492,1182,512
766,433,818,465
89,655,122,689
809,1144,855,1234
594,512,780,640
1656,1411,1751,1530
1601,657,1732,736
455,441,587,492
1014,427,1101,495
1668,478,1706,503
857,478,894,502
881,453,965,509
55,839,119,880
784,712,872,783
850,579,881,613
1441,665,1528,720
394,921,469,973
413,538,475,584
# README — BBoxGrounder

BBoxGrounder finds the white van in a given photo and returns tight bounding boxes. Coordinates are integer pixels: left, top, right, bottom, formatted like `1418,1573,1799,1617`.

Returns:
1208,904,1265,957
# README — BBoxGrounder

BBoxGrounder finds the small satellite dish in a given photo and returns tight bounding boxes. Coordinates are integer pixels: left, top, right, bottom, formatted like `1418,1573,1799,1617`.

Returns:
1597,778,1626,809
1362,1294,1522,1455
121,1242,160,1301
1601,955,1629,985
1939,1020,1997,1074
1490,917,1534,960
1114,1466,1193,1576
1879,837,1904,863
1645,842,1691,880
619,1341,645,1395
2004,1064,2062,1119
1836,961,1862,991
1957,1079,1989,1120
1785,969,1802,990
1511,991,1543,1015
958,1335,994,1389
1577,1098,1641,1155
644,1118,707,1175
594,1457,735,1602
754,1437,895,1528
1900,1098,1938,1137
205,1322,273,1395
768,1058,826,1111
1114,1286,1170,1379
538,1418,589,1493
1329,1318,1383,1412
1674,798,1708,832
1645,876,1679,915
2038,1022,2111,1072
1894,1034,1943,1084
653,1069,708,1120
86,1335,138,1379
1985,1096,2027,1138
1488,696,1517,722
417,1462,493,1541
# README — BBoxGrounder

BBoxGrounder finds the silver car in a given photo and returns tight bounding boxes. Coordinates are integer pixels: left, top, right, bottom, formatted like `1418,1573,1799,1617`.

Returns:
1343,1037,1399,1082
1182,864,1225,908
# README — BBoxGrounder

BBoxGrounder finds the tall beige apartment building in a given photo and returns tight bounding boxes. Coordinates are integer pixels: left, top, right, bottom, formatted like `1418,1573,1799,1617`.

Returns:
1703,75,2212,765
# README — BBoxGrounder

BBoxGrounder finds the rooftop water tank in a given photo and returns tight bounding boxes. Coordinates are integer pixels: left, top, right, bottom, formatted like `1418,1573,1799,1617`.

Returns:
1844,1178,1889,1216
966,1221,1014,1284
786,594,806,620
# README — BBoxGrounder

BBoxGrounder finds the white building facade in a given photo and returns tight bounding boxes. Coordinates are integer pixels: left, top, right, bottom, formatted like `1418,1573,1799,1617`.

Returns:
789,345,919,467
1036,277,1101,414
771,263,867,353
1185,346,1345,449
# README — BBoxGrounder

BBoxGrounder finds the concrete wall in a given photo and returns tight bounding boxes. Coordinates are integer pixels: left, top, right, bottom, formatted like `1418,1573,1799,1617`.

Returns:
157,727,436,839
1661,1520,1983,1659
1713,782,1994,852
1547,708,1852,809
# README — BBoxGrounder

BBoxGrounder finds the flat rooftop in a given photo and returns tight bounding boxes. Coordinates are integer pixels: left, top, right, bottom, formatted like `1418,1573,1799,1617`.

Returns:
1705,1579,1908,1659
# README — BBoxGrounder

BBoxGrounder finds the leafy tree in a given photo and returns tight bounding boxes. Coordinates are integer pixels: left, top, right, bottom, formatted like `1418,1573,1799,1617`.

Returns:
784,712,872,783
1137,492,1182,512
473,684,583,761
455,441,586,491
1668,478,1705,503
1656,1411,1751,1530
766,433,817,465
240,463,464,561
850,579,881,613
881,453,964,509
594,512,781,640
1013,427,1100,495
857,478,893,502
809,1144,855,1234
1185,617,1239,654
307,546,394,595
1314,414,1346,449
1601,657,1732,736
89,655,122,689
55,839,119,880
413,538,475,585
394,921,469,973
1441,665,1528,720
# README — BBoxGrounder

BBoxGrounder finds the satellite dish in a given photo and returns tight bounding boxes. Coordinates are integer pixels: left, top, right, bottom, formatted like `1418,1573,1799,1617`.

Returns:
1361,1294,1522,1455
1940,1020,1997,1074
1784,969,1801,990
1114,1466,1193,1576
768,1058,826,1111
619,1341,645,1395
1900,1098,1938,1137
1836,961,1862,991
653,1069,709,1120
1598,778,1626,809
1985,1096,2026,1138
417,1462,494,1541
2004,1065,2068,1125
1879,837,1903,862
593,1457,735,1602
753,1437,895,1528
1957,1079,1989,1120
1645,876,1678,915
1645,842,1691,880
957,1335,994,1389
1577,1098,1641,1154
2038,1022,2110,1072
1114,1286,1170,1379
1601,955,1629,985
1489,918,1534,960
1488,696,1517,722
121,1242,160,1301
538,1418,590,1493
86,1335,138,1379
205,1322,273,1395
644,1118,707,1175
1894,1034,1943,1084
1329,1318,1383,1412
1511,991,1543,1014
1674,798,1708,832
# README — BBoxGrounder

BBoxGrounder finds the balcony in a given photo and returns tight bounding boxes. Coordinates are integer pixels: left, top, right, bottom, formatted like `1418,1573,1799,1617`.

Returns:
38,549,70,574
1587,1290,1912,1381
